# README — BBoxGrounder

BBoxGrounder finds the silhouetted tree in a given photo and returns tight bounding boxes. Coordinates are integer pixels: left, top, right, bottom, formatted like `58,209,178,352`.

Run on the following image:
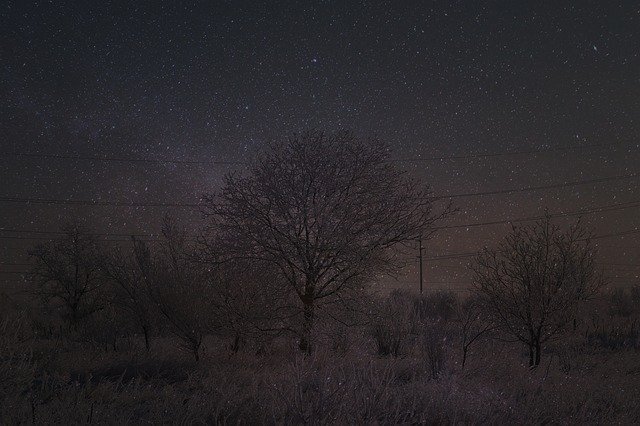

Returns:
202,131,449,352
28,223,105,329
144,217,216,361
212,259,296,353
101,239,155,351
454,295,494,368
471,216,602,367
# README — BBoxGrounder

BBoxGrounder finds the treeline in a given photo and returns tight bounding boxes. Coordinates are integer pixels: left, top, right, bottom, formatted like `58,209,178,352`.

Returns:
27,217,289,361
22,215,640,372
17,131,640,368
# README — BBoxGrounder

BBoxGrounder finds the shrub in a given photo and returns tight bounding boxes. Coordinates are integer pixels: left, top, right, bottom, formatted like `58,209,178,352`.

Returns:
0,314,37,422
421,322,447,379
371,292,413,357
586,318,639,350
607,288,635,318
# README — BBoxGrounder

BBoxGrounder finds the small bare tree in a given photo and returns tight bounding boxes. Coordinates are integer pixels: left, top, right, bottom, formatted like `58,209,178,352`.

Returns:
144,217,215,361
454,295,494,369
471,216,602,368
28,223,105,330
202,130,449,352
101,239,155,351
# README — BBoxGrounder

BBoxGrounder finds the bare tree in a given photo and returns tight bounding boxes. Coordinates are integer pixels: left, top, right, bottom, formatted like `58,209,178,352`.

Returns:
144,217,216,361
471,216,603,368
212,259,296,353
201,131,449,352
28,223,105,329
100,239,155,351
454,295,494,369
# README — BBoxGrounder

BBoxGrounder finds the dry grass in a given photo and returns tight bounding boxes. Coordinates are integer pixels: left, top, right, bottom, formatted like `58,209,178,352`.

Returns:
2,308,640,425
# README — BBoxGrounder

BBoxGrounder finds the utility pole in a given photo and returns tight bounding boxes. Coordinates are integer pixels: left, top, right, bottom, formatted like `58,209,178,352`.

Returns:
418,236,424,294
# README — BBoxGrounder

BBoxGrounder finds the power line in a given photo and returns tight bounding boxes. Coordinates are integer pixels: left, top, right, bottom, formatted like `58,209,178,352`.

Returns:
424,229,640,262
425,251,478,261
0,234,145,242
438,199,640,230
430,262,640,271
0,228,154,238
392,142,624,162
1,141,623,166
387,282,472,292
0,172,638,208
0,152,245,166
592,229,640,240
1,198,640,244
0,196,201,208
439,172,639,199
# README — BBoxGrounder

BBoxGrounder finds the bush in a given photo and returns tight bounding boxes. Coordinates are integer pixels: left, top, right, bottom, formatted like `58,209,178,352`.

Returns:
586,319,639,350
421,322,447,379
0,314,37,423
371,292,413,357
607,288,635,318
413,291,458,324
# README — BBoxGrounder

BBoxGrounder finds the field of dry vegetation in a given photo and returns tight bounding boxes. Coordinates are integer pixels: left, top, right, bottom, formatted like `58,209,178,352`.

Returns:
2,287,639,424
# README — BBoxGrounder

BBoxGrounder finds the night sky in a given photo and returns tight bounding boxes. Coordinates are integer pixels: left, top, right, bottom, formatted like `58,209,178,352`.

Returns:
1,1,639,292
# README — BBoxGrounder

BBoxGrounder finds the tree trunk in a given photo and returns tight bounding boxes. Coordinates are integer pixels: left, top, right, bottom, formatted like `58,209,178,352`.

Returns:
528,344,535,367
534,339,541,367
231,333,241,353
461,345,468,369
298,298,315,353
193,342,201,362
142,326,150,352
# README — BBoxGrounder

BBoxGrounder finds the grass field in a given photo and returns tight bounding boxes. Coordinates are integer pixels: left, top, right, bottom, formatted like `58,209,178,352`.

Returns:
2,296,639,425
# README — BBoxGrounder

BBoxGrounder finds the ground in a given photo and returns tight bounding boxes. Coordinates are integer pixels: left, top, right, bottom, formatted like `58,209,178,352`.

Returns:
2,315,639,424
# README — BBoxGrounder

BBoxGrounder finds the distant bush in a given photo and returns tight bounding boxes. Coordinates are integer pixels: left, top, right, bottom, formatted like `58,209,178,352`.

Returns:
586,318,639,350
371,291,414,357
607,288,635,318
412,291,457,324
421,322,447,379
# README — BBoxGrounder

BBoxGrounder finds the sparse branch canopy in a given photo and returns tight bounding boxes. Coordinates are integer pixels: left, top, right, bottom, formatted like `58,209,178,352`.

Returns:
201,130,449,351
100,238,155,351
27,222,106,328
471,215,603,367
142,216,216,361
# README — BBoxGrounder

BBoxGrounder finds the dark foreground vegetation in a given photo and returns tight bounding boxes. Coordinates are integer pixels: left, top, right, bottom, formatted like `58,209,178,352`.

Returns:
2,132,638,423
2,287,640,424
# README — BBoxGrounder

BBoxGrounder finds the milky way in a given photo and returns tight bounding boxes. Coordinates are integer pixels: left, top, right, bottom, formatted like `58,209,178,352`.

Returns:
1,1,638,292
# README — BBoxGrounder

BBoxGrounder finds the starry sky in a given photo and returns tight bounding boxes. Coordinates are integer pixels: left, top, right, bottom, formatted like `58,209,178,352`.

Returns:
1,0,639,292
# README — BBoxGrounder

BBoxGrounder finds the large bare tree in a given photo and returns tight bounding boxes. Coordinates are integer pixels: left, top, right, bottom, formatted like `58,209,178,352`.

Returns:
202,131,448,351
28,223,105,329
471,216,603,367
